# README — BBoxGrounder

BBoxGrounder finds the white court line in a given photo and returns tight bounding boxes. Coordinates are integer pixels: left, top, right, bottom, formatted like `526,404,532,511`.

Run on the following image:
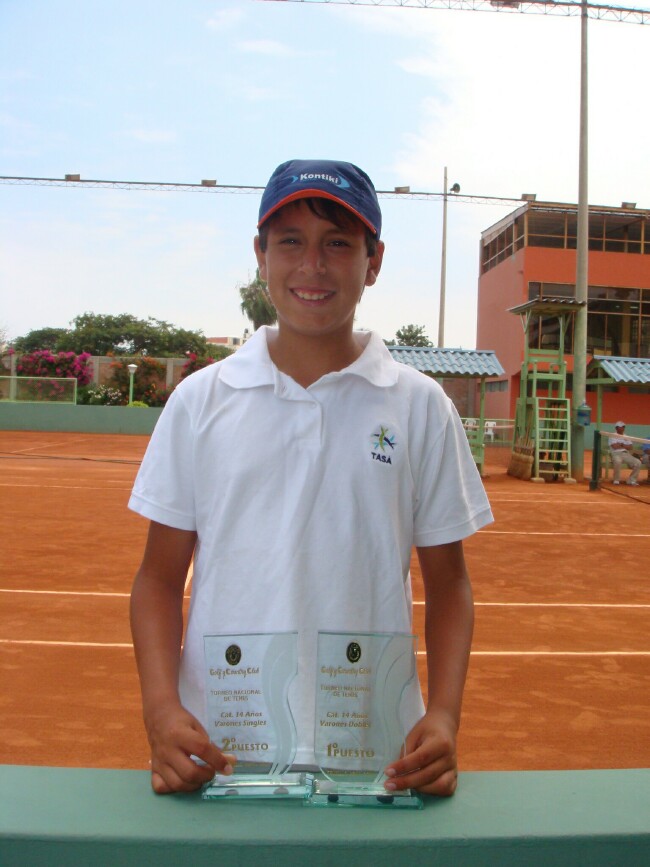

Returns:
2,591,648,608
0,589,130,598
3,640,647,655
487,498,636,505
416,650,650,657
0,639,132,648
412,601,650,609
479,530,650,537
0,589,191,600
0,484,132,491
6,438,90,455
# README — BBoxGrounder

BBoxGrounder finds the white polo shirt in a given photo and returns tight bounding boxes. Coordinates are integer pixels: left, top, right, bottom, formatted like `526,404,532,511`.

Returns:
609,433,633,452
129,327,493,766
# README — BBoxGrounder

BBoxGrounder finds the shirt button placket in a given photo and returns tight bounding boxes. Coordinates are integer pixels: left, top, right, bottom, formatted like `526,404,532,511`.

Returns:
307,400,322,445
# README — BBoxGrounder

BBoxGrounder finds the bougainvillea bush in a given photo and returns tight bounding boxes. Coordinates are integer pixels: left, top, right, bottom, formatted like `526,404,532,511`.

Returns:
16,350,93,386
180,352,216,380
144,383,174,407
15,350,93,401
108,357,168,406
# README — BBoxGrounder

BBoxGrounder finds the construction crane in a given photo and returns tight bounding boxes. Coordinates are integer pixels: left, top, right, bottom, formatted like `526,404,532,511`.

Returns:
258,0,649,25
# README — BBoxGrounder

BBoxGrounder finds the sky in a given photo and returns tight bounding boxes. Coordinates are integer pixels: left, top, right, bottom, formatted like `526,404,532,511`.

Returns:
1,0,649,349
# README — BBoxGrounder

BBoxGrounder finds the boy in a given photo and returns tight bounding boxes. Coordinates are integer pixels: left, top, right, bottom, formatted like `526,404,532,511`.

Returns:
129,159,493,797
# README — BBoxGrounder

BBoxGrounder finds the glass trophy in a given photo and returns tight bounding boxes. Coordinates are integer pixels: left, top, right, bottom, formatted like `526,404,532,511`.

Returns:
202,632,310,799
309,631,422,808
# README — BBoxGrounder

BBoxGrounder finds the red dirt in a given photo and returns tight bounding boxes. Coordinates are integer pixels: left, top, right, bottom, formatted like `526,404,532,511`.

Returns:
1,431,649,772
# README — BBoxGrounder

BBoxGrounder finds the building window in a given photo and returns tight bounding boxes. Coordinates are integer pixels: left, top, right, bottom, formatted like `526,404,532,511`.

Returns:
525,285,649,359
528,282,573,301
481,209,649,274
481,216,525,273
486,380,508,392
527,211,568,249
641,318,650,357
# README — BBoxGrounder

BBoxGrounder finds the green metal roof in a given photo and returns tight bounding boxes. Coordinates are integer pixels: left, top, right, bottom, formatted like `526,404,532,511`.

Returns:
587,356,650,385
388,346,504,378
509,296,586,317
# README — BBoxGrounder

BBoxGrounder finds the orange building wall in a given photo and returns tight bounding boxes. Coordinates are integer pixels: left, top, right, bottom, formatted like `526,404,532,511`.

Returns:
519,247,650,290
477,245,650,423
477,248,526,373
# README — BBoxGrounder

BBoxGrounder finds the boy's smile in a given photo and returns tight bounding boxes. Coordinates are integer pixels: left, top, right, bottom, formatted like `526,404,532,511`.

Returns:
292,289,332,303
254,200,384,344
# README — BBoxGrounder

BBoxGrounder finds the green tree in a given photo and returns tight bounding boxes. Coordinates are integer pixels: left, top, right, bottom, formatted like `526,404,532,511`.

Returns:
207,345,234,362
239,269,277,331
49,313,210,357
394,324,433,347
12,327,70,353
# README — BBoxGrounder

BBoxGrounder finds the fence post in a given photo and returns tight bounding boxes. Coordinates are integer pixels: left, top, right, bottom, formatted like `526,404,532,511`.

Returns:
9,355,17,400
589,429,600,491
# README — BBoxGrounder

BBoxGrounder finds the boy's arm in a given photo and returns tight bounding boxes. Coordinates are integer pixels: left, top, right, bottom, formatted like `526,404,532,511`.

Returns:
384,540,474,796
130,520,235,793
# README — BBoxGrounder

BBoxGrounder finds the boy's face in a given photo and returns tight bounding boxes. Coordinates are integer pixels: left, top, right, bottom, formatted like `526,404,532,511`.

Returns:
254,200,384,342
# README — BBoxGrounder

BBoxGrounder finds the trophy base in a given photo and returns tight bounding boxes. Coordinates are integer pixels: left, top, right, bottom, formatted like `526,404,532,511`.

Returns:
202,772,312,800
307,778,423,809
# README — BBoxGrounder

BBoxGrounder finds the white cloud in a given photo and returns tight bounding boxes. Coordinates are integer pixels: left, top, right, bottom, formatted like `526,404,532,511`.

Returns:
236,39,301,57
396,57,444,79
3,0,649,350
0,112,42,159
237,83,278,101
0,69,36,83
0,111,36,134
382,10,650,209
206,7,244,31
122,129,178,144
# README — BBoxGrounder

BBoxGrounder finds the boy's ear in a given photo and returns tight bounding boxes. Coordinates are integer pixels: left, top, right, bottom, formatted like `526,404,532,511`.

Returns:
253,235,267,281
364,240,385,288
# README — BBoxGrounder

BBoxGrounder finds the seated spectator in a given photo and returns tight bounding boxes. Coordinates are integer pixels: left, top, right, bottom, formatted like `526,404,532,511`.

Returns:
609,421,641,487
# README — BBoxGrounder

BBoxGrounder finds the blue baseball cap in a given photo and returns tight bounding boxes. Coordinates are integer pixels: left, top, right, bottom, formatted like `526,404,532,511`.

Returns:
258,159,382,238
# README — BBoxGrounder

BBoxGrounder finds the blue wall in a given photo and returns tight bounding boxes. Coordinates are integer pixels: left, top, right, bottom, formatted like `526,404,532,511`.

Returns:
0,403,161,435
1,766,649,866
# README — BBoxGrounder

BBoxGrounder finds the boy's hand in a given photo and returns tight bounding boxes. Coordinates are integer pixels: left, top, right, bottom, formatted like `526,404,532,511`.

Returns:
145,703,236,794
383,708,459,797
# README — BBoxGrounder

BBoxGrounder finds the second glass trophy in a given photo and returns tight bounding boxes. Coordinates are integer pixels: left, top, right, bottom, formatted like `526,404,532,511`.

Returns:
202,631,310,799
310,631,422,808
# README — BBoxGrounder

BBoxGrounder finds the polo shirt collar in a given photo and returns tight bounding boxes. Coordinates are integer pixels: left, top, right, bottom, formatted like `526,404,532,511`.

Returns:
339,331,399,387
217,327,275,389
218,326,399,390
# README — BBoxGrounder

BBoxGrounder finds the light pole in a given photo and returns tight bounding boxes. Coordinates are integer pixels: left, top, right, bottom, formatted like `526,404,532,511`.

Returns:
438,167,460,348
127,363,137,406
570,0,589,481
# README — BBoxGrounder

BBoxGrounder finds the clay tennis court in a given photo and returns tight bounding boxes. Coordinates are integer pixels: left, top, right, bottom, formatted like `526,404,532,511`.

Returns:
1,430,649,773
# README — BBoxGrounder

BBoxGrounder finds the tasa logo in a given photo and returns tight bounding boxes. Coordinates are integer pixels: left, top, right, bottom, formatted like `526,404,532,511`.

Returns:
290,172,351,189
371,425,396,465
372,426,396,453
